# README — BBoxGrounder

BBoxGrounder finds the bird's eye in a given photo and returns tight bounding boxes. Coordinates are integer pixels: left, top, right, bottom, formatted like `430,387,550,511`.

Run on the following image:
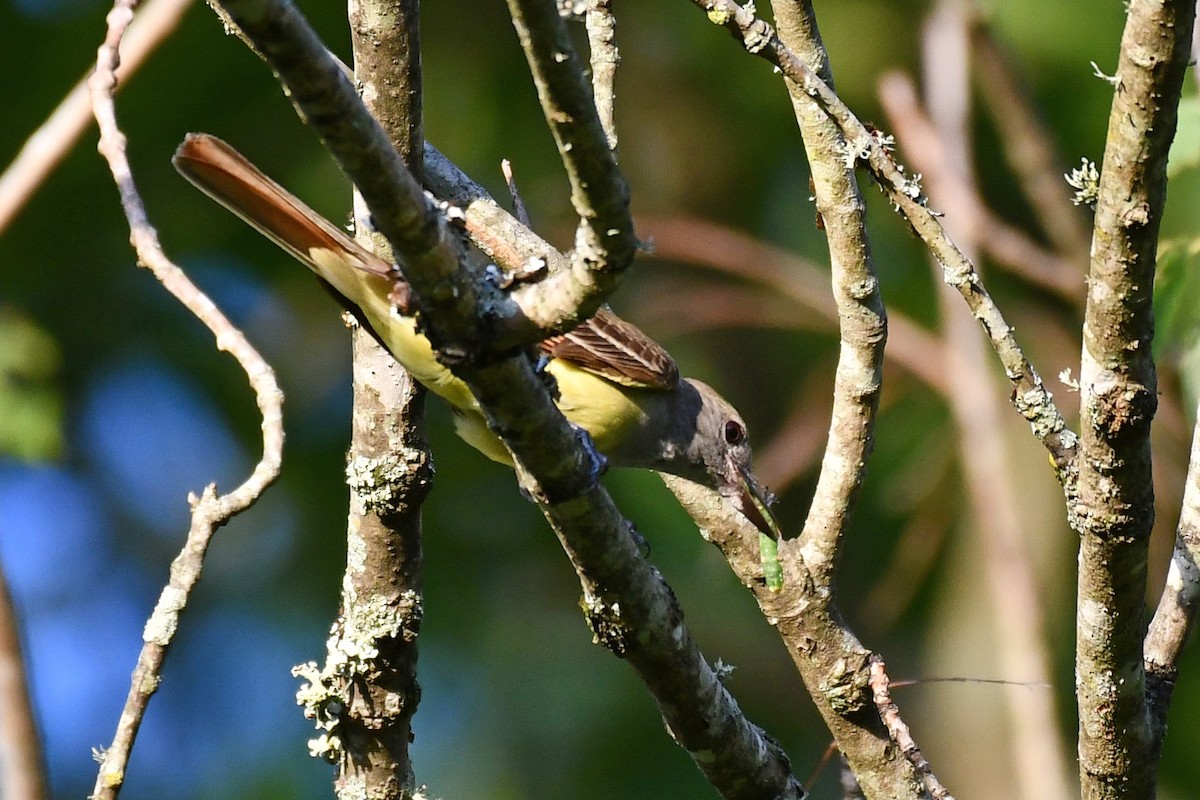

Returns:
724,420,746,446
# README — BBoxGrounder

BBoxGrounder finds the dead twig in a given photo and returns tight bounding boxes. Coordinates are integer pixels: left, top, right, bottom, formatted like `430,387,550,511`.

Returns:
868,655,955,800
88,2,283,796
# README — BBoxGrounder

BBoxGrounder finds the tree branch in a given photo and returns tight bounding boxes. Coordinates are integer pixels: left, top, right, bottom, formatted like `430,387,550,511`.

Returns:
191,14,588,315
867,655,954,800
202,2,804,795
769,0,884,586
907,7,1072,796
1075,1,1195,796
689,0,1079,499
209,0,494,356
467,360,807,800
209,0,636,357
421,141,573,278
88,6,284,797
1144,402,1200,752
505,0,637,307
584,0,619,153
671,1,922,795
662,476,915,798
877,71,1083,305
295,0,432,794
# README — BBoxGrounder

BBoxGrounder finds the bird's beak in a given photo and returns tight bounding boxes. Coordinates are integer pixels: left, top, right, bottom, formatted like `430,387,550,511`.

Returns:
730,461,784,542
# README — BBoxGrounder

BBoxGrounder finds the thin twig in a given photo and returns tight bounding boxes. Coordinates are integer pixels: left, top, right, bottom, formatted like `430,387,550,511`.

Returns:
1142,376,1200,753
757,1,921,794
867,655,955,800
88,2,284,797
640,215,947,394
1145,398,1200,745
690,0,1079,501
585,0,619,154
500,159,531,227
877,71,1082,304
0,563,47,800
0,0,194,235
890,676,1052,690
913,8,1073,798
424,141,582,285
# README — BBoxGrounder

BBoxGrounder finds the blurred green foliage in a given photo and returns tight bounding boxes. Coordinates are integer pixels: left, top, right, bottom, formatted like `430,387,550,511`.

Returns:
1169,95,1200,178
1,1,1199,799
1155,236,1200,418
0,308,63,459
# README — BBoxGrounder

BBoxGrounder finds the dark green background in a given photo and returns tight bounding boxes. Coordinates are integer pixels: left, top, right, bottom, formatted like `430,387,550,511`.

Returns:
1,1,1198,798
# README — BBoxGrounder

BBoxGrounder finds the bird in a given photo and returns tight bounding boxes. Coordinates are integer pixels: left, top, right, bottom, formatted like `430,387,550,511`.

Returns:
172,133,783,577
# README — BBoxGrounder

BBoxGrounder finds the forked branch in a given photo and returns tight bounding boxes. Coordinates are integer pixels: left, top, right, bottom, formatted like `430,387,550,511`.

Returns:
689,0,1079,497
202,0,805,795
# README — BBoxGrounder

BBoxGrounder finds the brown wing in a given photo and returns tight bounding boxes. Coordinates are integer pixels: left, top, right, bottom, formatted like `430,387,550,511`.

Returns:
541,307,679,391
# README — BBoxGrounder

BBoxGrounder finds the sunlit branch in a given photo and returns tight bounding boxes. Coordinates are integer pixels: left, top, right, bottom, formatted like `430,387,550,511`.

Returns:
88,3,284,797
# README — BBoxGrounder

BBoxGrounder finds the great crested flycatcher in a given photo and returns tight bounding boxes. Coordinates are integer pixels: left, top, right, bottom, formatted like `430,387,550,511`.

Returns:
172,134,784,575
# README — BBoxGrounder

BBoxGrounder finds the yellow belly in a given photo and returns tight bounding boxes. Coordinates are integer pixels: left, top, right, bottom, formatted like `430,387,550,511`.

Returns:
328,254,648,465
452,359,649,466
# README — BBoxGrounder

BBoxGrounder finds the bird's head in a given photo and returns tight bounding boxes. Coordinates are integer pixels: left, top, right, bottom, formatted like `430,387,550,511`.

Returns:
650,379,783,541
